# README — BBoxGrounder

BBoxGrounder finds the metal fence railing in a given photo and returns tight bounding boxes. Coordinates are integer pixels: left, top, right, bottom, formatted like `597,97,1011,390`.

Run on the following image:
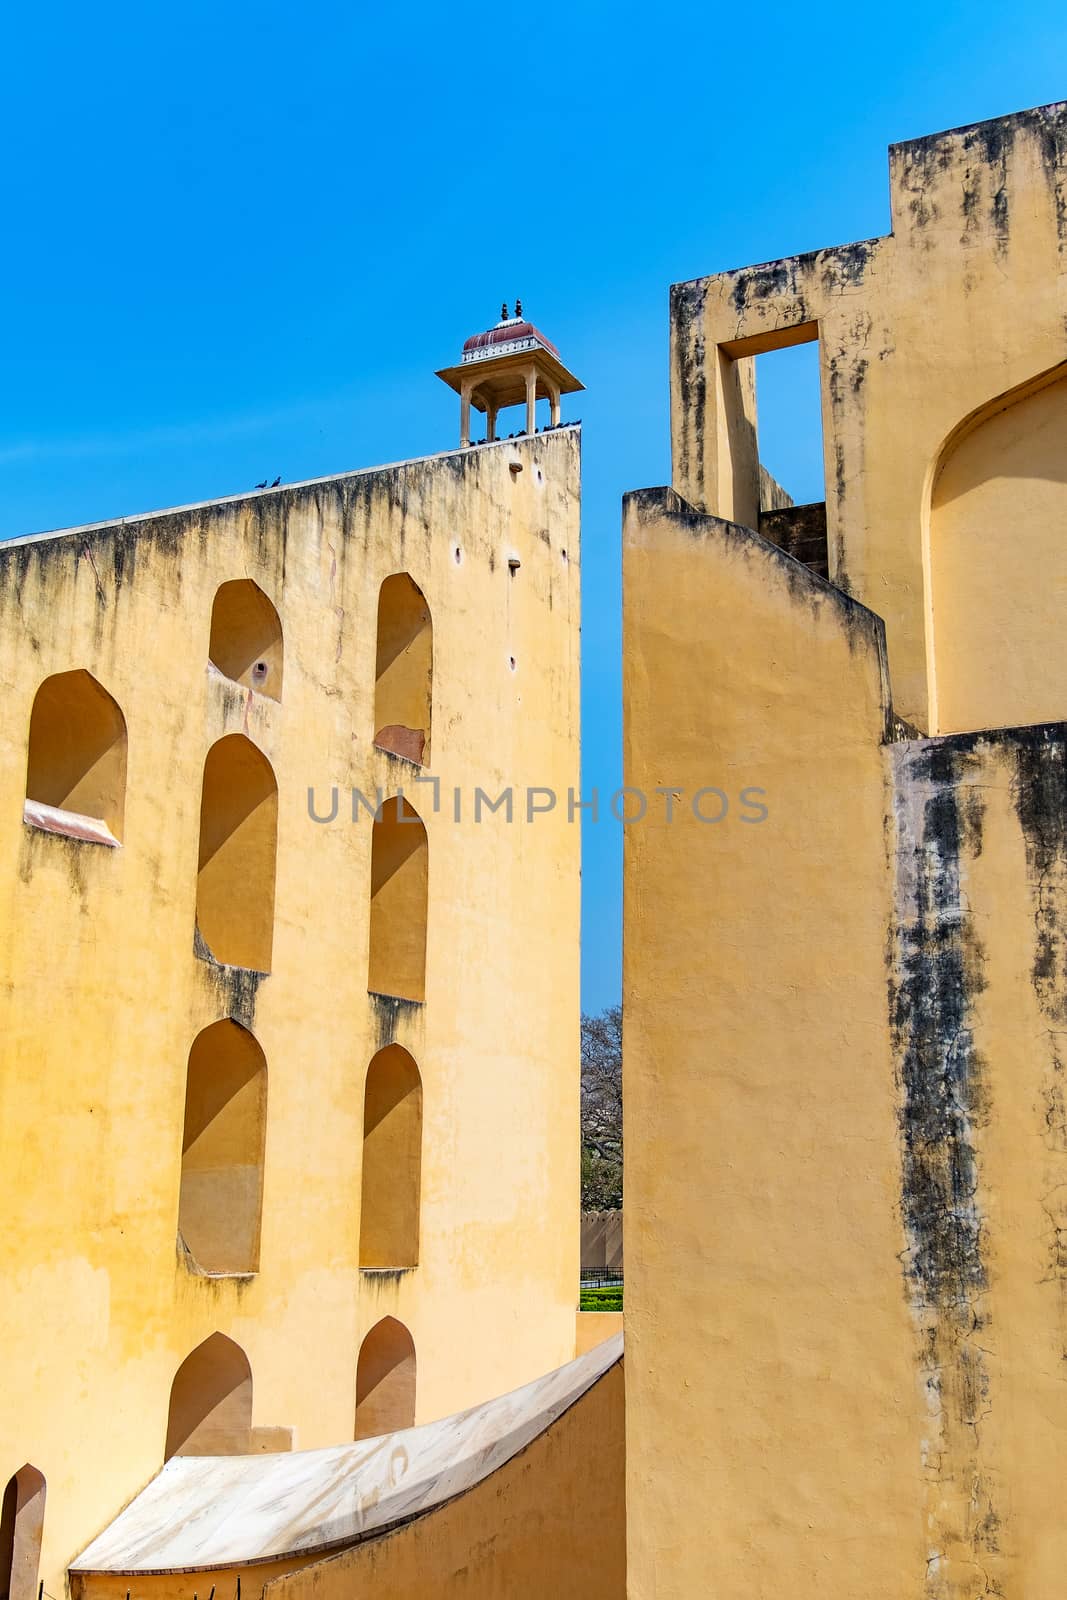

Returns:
579,1268,623,1288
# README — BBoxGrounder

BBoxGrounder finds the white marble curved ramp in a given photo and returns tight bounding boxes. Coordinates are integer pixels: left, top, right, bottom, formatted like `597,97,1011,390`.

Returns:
72,1334,623,1575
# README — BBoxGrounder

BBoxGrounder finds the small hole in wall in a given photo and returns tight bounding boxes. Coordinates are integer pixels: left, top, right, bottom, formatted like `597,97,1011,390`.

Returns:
453,547,462,565
252,662,268,683
561,549,568,562
509,656,516,672
536,469,543,483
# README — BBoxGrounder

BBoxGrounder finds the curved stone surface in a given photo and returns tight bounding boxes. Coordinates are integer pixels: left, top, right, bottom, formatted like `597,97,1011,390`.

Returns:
71,1334,622,1574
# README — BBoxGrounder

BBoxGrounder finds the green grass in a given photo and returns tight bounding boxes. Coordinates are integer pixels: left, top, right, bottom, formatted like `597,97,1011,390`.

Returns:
579,1287,623,1312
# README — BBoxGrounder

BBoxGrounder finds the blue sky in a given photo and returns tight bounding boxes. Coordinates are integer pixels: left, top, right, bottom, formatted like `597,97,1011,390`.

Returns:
2,2,1065,1011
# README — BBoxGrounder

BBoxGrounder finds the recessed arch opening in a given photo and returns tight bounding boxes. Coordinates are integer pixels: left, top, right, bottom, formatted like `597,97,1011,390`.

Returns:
1,1465,46,1600
354,1317,416,1440
178,1020,267,1276
196,734,278,971
359,1045,422,1270
208,580,283,701
927,360,1067,734
24,669,126,844
368,796,427,1002
373,574,432,765
165,1334,252,1459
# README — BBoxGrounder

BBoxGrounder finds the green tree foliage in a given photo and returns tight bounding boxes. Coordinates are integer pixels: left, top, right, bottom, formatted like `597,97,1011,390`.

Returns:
582,1146,622,1209
581,1004,622,1209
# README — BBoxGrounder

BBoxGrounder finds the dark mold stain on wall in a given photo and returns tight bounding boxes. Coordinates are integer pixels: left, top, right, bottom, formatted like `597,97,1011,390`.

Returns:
194,925,265,1030
819,237,879,295
670,279,708,498
1035,106,1067,248
833,440,848,525
17,825,100,905
891,741,988,1309
728,256,798,315
361,1267,412,1288
892,109,1053,260
1010,726,1067,1308
1011,726,1067,1023
894,142,945,242
822,310,876,589
962,116,1015,255
888,735,1000,1595
369,991,423,1050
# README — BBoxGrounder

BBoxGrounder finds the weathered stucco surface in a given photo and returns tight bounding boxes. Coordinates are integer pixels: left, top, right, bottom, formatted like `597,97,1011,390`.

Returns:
671,101,1067,731
626,98,1067,1600
623,490,920,1598
888,726,1067,1597
0,430,581,1594
623,491,1067,1599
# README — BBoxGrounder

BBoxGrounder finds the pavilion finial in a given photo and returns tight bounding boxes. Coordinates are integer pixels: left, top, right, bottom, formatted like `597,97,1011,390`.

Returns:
440,304,583,446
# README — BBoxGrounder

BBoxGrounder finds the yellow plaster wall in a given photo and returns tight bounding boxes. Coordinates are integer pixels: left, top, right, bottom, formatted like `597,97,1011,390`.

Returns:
574,1312,623,1356
623,490,1067,1598
73,1555,316,1600
0,431,581,1593
670,101,1067,732
622,489,923,1598
885,726,1067,1598
624,95,1067,1600
265,1358,624,1600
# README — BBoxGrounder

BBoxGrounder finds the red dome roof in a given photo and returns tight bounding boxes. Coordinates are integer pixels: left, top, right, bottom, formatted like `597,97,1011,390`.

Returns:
462,319,560,359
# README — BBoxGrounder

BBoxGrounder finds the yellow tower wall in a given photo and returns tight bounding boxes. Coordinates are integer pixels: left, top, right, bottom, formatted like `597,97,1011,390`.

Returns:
0,430,581,1592
670,101,1067,734
622,489,922,1598
623,491,1067,1595
887,725,1067,1597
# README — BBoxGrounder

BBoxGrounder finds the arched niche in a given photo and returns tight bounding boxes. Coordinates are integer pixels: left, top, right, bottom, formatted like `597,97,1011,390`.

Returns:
178,1020,267,1275
196,734,278,971
359,1045,422,1269
373,574,432,764
368,796,427,1002
24,669,126,844
354,1317,416,1440
165,1333,252,1459
0,1465,46,1600
209,580,283,701
929,361,1067,733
